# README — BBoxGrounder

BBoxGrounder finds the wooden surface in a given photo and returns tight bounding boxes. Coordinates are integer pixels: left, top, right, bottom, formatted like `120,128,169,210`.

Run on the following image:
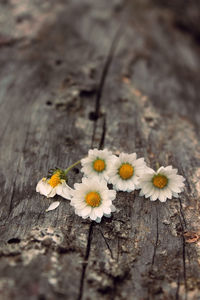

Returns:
0,0,200,299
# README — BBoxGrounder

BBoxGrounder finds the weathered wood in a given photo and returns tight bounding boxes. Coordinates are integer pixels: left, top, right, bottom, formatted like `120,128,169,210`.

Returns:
0,0,200,299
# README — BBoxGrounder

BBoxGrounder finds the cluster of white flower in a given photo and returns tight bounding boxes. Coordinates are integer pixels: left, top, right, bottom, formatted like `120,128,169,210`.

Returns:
36,149,185,223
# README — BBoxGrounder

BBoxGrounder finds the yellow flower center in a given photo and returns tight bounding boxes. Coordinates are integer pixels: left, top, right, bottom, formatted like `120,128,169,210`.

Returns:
119,163,134,180
85,192,101,207
48,173,61,188
153,174,168,189
93,159,106,172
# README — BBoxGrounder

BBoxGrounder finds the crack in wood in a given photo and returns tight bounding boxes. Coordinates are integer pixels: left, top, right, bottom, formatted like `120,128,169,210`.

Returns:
78,26,123,299
98,227,114,259
178,197,191,300
175,272,181,300
7,186,16,220
179,199,187,229
91,26,122,149
98,114,107,150
178,213,188,300
77,222,93,300
1,0,199,298
94,26,122,120
151,205,159,266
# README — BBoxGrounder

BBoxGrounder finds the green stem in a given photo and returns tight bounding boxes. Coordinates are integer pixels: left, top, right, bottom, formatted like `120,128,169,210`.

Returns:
156,162,160,171
64,160,81,175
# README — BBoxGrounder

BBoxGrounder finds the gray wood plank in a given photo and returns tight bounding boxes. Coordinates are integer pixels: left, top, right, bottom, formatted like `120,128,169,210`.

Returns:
0,0,200,300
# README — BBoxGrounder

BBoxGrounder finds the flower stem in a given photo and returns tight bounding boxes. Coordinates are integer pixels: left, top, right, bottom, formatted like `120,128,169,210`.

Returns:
156,162,160,171
64,160,81,175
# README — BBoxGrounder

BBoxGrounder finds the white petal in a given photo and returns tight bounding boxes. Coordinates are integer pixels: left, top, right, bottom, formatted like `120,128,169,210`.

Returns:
61,187,73,200
36,178,52,197
172,192,179,198
145,186,155,198
90,209,97,220
158,193,167,202
36,179,43,192
108,190,117,200
74,202,87,209
94,206,103,218
157,166,165,173
57,181,73,200
130,153,137,160
46,201,60,212
47,188,57,198
111,205,116,212
139,173,154,182
134,157,145,166
150,189,159,201
95,217,102,223
139,190,144,197
118,181,126,191
142,182,153,194
82,206,92,217
168,183,181,193
163,188,172,199
103,206,111,214
104,213,111,218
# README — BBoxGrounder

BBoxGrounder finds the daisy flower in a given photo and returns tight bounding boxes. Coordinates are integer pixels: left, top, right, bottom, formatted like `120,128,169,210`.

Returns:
107,152,147,192
36,169,72,199
81,149,116,181
139,166,185,202
70,177,116,223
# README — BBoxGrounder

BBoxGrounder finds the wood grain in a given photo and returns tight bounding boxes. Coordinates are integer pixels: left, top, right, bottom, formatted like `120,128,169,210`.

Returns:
0,0,200,299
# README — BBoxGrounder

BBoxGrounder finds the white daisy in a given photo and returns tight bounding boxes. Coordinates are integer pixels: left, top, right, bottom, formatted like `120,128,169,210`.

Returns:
81,148,116,181
70,177,116,222
36,169,72,199
139,166,185,202
107,152,147,192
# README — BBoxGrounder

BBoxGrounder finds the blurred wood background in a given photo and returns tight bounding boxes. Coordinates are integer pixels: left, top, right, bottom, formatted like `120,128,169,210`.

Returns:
0,0,200,299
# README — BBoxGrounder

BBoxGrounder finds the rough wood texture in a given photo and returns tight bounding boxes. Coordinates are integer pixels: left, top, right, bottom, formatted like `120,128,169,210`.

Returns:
0,0,200,299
